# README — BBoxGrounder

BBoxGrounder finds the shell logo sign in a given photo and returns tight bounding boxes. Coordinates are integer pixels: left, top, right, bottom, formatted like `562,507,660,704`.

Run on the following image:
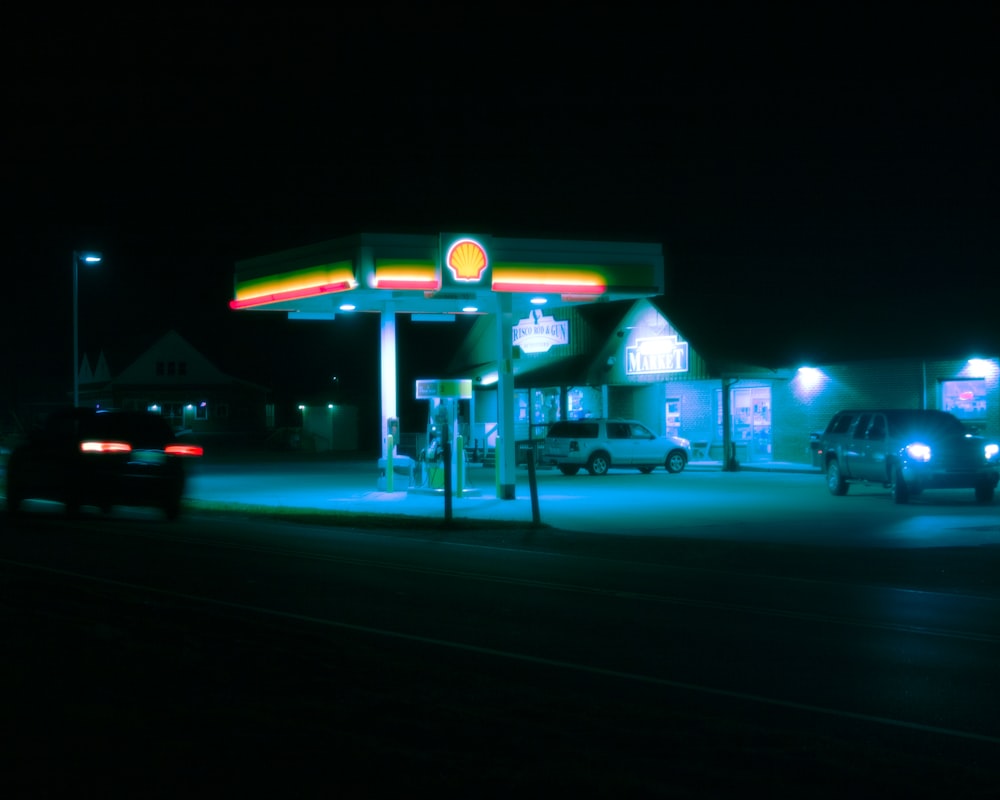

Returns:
445,239,488,282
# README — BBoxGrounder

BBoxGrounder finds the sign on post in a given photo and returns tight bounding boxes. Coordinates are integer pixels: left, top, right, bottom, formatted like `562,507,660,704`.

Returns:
512,310,569,354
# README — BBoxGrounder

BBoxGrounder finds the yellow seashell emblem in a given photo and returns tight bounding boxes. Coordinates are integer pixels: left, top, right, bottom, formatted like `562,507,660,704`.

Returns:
447,240,488,281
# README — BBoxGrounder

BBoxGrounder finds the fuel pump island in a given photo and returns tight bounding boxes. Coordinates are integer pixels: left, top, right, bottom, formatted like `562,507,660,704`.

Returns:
417,378,466,488
377,378,482,523
398,378,479,497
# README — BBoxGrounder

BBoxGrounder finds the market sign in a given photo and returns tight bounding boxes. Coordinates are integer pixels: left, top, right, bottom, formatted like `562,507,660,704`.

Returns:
625,335,689,375
512,311,569,354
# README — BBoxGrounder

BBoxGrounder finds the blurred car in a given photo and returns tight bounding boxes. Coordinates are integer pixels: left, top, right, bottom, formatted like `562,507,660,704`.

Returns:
817,408,1000,503
542,418,691,476
5,408,203,520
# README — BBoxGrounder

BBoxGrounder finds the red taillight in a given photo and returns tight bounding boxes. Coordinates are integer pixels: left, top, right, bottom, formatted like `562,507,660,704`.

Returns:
80,440,132,453
165,444,203,457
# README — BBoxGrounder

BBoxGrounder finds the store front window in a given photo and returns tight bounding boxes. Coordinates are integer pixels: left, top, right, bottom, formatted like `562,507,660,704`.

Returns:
515,387,566,440
665,398,681,437
568,386,601,420
941,379,987,432
533,388,560,426
515,385,603,441
530,387,560,439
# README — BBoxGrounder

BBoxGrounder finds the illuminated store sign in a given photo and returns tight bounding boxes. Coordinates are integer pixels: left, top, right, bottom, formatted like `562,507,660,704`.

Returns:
512,310,569,354
625,335,689,375
445,239,488,283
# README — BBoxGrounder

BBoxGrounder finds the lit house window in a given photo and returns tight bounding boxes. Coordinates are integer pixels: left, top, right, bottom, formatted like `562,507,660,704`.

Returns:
155,361,187,377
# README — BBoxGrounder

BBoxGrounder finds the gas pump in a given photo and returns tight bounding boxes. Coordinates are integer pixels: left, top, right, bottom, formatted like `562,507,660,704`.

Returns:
421,399,453,489
415,379,473,498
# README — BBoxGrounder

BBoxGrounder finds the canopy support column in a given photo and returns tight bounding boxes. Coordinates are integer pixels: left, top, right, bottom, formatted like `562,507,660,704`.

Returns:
495,292,516,499
380,300,397,457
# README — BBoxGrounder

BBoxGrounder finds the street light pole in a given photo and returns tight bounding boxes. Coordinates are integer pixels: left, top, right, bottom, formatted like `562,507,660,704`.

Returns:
73,250,79,407
72,250,102,408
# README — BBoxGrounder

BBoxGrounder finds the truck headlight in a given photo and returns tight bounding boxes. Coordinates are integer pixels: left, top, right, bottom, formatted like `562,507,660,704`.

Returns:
906,443,932,462
986,443,999,460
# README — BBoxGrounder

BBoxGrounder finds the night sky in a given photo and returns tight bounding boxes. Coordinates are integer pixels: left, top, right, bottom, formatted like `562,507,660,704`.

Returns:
4,10,998,416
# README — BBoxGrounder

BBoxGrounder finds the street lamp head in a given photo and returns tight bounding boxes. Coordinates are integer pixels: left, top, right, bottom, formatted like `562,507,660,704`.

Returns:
78,251,103,264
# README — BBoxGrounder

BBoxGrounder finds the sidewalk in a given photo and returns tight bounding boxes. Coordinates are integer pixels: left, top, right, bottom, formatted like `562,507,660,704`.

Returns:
688,460,821,474
183,454,824,531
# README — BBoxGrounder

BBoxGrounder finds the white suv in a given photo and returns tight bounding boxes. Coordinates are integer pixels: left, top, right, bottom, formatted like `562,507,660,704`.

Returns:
542,418,691,476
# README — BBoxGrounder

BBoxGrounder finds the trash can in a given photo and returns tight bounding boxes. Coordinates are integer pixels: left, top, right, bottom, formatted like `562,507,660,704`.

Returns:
809,432,823,468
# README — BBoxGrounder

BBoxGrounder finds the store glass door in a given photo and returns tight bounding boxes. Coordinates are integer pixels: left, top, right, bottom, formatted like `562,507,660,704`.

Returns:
732,386,772,462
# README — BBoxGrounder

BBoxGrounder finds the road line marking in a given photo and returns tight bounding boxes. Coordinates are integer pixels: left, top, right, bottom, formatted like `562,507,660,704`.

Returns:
4,556,1000,747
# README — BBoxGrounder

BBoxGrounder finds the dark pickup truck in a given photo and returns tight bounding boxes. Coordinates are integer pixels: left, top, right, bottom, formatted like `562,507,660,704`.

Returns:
817,409,999,504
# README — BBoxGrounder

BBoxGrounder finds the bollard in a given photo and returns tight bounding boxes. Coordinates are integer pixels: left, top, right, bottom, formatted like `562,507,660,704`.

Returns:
443,440,452,523
456,434,464,497
526,441,541,525
386,434,394,492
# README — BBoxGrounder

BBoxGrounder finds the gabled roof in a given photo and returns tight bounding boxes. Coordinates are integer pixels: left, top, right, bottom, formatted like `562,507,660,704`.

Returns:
647,296,776,376
112,330,269,391
78,350,112,387
448,299,634,380
93,351,111,382
513,354,598,388
452,296,781,386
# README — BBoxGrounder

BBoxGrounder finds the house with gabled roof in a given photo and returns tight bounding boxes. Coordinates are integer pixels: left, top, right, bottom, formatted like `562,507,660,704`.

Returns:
78,330,272,437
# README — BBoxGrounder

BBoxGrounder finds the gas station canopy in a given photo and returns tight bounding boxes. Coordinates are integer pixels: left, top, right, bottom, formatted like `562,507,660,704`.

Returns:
231,232,664,501
231,232,664,318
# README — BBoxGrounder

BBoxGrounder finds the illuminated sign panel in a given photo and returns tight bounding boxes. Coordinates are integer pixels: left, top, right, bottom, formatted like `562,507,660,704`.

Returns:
512,311,569,354
437,235,491,294
942,379,987,421
446,239,488,282
625,335,689,375
416,379,473,399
